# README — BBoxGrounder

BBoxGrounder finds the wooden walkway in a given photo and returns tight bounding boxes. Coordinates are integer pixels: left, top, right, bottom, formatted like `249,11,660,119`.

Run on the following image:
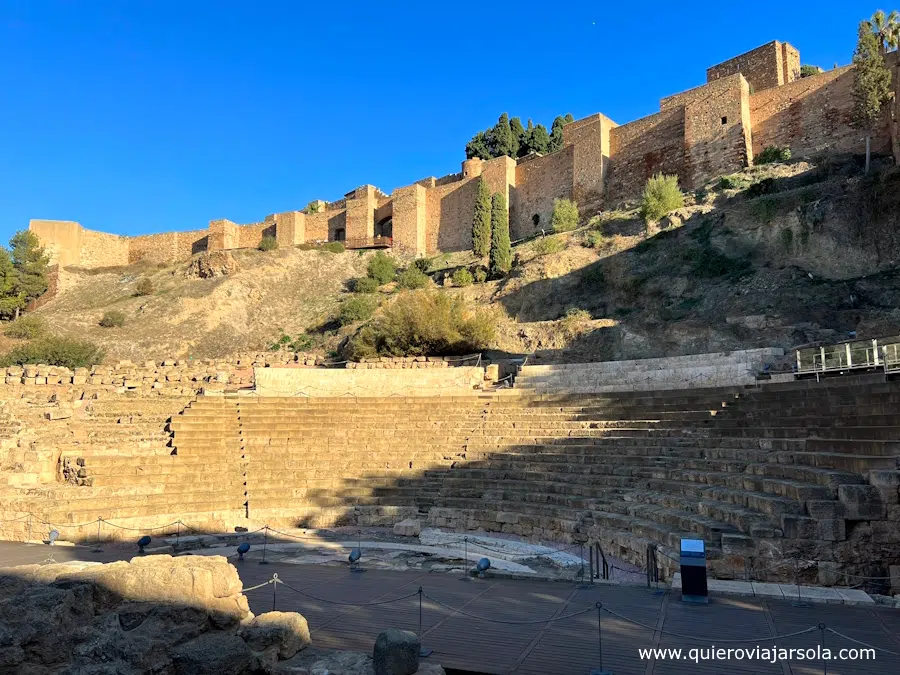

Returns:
2,542,899,674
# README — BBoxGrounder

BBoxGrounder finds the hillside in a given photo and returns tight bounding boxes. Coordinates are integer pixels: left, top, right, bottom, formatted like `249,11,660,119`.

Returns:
19,156,900,364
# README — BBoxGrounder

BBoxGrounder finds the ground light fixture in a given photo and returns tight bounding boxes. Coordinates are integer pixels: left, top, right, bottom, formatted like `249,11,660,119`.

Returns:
137,536,151,553
476,557,491,578
48,529,59,546
349,547,365,573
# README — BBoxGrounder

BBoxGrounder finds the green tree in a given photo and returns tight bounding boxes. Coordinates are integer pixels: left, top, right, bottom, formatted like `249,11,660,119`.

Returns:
523,119,535,153
9,230,49,318
551,198,580,233
868,9,900,54
530,124,550,154
471,178,492,257
509,116,527,157
0,249,23,319
491,113,515,158
465,131,492,160
489,192,512,276
851,20,894,174
549,115,567,152
564,112,575,124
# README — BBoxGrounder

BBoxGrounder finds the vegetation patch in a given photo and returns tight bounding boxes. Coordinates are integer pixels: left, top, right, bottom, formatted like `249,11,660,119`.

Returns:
532,236,565,256
755,146,792,164
367,252,397,285
99,310,126,328
320,241,345,254
451,268,473,286
551,198,579,233
3,315,46,340
345,290,496,359
339,296,378,326
353,277,378,293
258,235,278,252
134,278,154,296
396,267,431,290
0,336,104,369
640,173,684,222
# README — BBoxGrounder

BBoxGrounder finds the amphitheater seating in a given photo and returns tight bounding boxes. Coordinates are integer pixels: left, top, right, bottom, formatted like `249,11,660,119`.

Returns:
6,370,898,583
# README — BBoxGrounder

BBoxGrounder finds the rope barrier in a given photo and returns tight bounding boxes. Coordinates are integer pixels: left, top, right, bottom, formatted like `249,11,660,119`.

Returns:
275,578,421,607
824,626,900,656
423,591,596,625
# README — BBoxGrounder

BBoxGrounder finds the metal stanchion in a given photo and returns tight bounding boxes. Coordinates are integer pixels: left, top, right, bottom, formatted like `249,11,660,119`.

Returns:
259,525,270,565
792,559,809,608
459,537,471,581
91,517,104,553
272,573,278,611
577,543,592,589
819,622,827,675
418,587,432,658
590,602,612,675
175,520,180,551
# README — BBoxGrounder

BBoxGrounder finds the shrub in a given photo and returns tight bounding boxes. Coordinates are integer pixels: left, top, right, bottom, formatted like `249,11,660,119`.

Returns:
413,257,431,273
532,236,565,256
3,315,46,340
755,146,791,164
99,310,126,328
354,277,378,293
0,336,104,369
473,267,488,283
559,307,592,338
717,174,748,191
396,267,430,290
321,241,345,253
134,278,153,296
800,64,821,78
367,252,396,285
451,268,473,286
551,198,579,233
583,231,605,249
339,296,378,326
640,173,684,222
746,178,777,198
258,235,278,251
345,290,496,359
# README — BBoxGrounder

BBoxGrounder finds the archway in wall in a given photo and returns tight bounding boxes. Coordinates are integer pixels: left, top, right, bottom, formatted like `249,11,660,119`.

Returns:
375,218,393,239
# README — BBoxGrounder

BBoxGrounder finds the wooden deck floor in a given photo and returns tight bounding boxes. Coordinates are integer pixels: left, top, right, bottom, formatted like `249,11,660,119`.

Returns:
2,541,899,674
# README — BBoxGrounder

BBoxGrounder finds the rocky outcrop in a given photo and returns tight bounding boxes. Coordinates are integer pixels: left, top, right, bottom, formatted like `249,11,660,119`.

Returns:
185,251,240,279
0,554,309,674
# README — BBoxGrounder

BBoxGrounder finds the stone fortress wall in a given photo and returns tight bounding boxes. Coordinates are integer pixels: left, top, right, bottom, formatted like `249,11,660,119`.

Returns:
29,41,900,265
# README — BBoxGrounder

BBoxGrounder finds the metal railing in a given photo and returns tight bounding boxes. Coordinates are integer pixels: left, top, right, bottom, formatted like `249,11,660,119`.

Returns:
794,336,900,376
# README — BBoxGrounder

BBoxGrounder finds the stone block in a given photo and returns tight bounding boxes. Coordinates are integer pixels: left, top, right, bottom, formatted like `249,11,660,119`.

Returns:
373,628,419,675
838,485,886,520
872,521,900,544
869,471,900,505
392,519,422,537
240,611,310,659
890,565,900,595
781,515,816,539
807,500,846,519
816,519,846,542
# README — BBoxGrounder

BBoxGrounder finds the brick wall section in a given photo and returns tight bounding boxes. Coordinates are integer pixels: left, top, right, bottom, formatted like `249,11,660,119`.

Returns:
750,66,892,159
129,230,208,263
345,186,377,241
563,114,616,211
512,147,574,239
425,176,478,252
707,40,796,93
607,108,685,202
236,222,273,249
392,183,427,255
79,229,129,267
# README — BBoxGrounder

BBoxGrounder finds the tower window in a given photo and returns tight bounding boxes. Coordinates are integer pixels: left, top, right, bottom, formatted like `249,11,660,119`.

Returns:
721,116,728,125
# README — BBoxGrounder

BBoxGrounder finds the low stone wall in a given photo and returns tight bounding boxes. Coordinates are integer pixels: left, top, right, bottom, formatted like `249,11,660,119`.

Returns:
516,347,784,393
347,355,481,369
253,366,486,397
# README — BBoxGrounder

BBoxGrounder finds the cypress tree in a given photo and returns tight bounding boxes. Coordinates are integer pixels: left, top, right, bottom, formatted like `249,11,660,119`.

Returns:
530,124,551,154
9,230,49,319
509,116,526,157
491,113,515,158
489,192,512,276
564,112,575,124
549,115,567,152
524,119,535,153
471,178,492,257
0,249,23,319
851,21,893,174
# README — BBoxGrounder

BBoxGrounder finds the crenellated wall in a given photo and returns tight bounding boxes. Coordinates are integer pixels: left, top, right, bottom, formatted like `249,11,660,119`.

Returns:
28,39,900,267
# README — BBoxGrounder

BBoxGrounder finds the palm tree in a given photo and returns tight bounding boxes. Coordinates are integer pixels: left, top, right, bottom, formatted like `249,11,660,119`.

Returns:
868,9,900,54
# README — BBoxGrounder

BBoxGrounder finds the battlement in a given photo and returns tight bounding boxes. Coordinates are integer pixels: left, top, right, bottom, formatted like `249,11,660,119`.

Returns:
29,39,900,268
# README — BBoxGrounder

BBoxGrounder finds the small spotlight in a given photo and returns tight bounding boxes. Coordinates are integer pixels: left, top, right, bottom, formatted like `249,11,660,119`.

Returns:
476,557,491,578
349,547,365,573
48,529,59,546
237,542,251,560
137,535,151,553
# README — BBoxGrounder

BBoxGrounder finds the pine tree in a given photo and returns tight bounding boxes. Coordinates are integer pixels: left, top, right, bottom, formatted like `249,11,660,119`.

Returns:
491,113,515,158
489,192,512,276
851,21,893,174
549,115,567,152
523,119,535,153
0,249,23,319
509,117,526,158
9,230,49,318
530,124,551,154
466,131,493,160
564,113,575,124
471,178,492,257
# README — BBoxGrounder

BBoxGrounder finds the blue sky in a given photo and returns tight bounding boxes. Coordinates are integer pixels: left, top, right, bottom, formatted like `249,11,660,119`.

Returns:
0,1,877,243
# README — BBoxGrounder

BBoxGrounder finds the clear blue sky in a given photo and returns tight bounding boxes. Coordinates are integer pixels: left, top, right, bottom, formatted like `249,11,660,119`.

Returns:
0,1,877,243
